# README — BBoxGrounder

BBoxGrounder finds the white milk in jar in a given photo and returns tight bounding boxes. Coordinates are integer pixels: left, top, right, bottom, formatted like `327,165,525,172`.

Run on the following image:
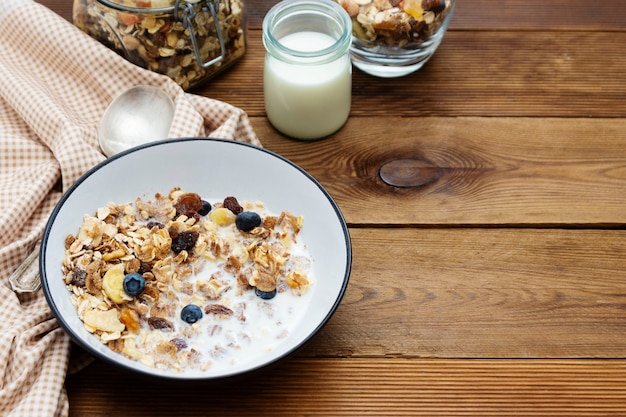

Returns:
262,0,352,140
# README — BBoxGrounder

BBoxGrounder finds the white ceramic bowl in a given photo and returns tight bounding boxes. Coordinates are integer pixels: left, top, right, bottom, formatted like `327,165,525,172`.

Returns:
41,138,351,380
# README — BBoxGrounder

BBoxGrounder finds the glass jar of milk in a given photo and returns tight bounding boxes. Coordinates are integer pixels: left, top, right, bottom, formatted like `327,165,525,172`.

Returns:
262,0,352,140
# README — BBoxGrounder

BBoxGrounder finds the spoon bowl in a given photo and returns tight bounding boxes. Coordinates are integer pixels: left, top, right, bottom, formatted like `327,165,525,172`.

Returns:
98,85,175,157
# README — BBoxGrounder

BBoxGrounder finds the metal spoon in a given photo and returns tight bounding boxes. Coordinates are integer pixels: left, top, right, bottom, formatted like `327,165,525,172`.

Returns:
98,85,175,157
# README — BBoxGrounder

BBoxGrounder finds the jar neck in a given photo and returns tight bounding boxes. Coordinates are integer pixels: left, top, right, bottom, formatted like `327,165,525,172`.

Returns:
94,0,227,69
95,0,218,14
262,0,351,65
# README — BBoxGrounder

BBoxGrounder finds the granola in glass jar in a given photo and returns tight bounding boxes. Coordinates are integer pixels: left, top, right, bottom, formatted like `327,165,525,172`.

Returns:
73,0,247,90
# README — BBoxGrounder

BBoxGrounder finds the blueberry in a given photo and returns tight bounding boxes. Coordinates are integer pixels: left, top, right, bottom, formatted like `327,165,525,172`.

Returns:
198,200,212,216
181,304,203,324
236,211,262,232
123,272,146,297
255,287,277,300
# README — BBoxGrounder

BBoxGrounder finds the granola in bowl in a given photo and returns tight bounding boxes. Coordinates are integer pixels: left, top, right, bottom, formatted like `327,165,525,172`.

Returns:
336,0,455,77
62,189,313,373
338,0,453,47
41,138,351,380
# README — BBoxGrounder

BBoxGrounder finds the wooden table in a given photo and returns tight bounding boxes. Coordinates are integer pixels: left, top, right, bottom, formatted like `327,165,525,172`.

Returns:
38,1,626,415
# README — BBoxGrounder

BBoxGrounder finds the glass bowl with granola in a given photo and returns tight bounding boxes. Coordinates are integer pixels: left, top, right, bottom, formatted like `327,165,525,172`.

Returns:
336,0,455,77
73,0,247,90
40,138,351,380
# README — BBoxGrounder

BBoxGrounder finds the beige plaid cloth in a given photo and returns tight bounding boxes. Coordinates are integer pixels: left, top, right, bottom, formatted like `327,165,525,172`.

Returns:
0,1,259,415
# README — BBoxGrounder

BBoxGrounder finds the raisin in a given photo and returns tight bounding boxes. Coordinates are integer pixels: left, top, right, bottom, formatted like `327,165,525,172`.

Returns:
71,268,87,287
170,337,188,351
171,230,199,254
147,316,174,331
223,196,243,214
174,193,203,217
204,304,234,316
138,262,152,274
422,0,446,12
147,220,164,229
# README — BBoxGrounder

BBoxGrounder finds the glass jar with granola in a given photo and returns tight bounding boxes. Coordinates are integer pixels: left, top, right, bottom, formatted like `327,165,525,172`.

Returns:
73,0,247,90
335,0,455,78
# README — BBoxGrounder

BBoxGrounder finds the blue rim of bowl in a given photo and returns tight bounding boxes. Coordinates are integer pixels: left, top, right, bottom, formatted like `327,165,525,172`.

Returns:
40,137,352,380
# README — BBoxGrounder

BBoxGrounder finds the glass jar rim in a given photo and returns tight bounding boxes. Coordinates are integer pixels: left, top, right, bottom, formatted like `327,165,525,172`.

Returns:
262,0,352,65
95,0,217,13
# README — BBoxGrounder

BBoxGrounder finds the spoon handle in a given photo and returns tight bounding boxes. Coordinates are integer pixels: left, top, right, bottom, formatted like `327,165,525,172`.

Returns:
10,241,41,293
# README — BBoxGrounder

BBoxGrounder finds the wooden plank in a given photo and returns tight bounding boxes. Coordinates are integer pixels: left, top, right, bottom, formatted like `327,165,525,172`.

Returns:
450,0,626,31
304,228,626,358
201,31,626,118
41,0,626,31
255,117,626,226
249,0,626,30
39,2,626,118
66,358,626,416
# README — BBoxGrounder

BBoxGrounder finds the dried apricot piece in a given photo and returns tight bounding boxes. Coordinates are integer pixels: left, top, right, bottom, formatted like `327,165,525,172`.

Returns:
120,308,141,333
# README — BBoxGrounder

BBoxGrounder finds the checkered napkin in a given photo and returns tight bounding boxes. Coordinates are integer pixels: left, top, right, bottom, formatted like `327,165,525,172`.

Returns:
0,1,259,415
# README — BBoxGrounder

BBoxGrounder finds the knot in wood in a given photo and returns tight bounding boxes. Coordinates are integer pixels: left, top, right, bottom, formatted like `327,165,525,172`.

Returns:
379,158,443,188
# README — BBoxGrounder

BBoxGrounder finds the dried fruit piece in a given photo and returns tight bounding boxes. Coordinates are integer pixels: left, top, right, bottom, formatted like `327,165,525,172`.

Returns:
204,304,234,316
170,230,199,254
174,192,203,217
120,308,141,333
209,207,237,226
148,316,174,331
344,0,453,46
170,337,188,351
223,196,243,214
422,0,446,12
62,188,314,373
102,263,132,304
401,0,424,18
147,221,164,230
74,0,247,90
83,308,125,333
70,268,87,287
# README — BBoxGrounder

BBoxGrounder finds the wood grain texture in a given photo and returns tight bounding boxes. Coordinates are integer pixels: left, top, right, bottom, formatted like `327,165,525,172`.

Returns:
308,228,626,358
39,1,626,118
32,1,626,416
40,0,626,30
66,358,626,416
255,117,626,226
40,0,626,117
193,31,626,118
